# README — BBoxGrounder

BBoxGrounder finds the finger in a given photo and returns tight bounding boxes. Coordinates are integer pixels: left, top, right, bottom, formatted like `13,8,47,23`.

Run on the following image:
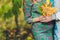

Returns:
40,16,45,19
41,19,51,22
39,16,44,21
40,16,44,18
40,18,49,22
41,20,48,22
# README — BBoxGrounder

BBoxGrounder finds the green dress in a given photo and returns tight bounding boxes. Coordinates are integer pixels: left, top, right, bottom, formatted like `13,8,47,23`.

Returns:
24,0,54,40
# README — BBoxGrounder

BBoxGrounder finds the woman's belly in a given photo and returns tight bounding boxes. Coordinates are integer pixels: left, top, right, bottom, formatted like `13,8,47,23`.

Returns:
32,21,53,33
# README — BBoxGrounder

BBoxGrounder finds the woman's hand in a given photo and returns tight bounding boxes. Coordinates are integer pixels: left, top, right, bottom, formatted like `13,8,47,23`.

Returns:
33,16,52,23
40,16,52,22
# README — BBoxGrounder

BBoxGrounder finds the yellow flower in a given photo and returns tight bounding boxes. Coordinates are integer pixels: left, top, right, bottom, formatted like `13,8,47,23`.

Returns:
40,3,56,16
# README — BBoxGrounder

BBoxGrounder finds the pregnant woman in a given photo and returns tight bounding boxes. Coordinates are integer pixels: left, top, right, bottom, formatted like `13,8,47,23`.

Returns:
23,0,55,40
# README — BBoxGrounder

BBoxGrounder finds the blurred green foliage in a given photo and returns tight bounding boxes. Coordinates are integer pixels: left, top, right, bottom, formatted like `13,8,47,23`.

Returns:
0,0,33,40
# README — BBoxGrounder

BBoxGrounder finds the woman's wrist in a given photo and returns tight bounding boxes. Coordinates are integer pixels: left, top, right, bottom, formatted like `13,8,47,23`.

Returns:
32,17,40,22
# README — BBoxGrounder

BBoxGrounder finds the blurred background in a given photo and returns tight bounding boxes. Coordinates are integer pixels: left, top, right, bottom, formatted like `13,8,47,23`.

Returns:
0,0,33,40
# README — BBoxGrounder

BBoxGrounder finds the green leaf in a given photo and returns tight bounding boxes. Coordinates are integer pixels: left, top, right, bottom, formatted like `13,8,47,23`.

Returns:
2,3,12,13
38,6,42,15
0,8,3,17
12,0,22,16
3,10,12,20
12,0,22,8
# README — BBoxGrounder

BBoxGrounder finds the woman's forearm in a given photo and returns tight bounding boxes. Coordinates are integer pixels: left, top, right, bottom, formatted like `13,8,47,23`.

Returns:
26,17,40,23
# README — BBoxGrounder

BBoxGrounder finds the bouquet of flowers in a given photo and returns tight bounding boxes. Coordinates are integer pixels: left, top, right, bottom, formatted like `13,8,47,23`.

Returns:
38,0,56,16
